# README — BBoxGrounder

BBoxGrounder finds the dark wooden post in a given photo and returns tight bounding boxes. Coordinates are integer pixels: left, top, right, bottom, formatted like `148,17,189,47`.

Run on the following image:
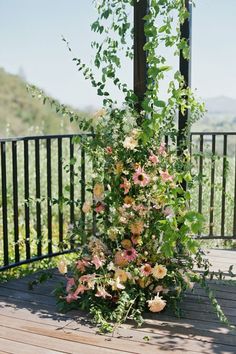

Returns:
178,0,192,150
133,0,149,113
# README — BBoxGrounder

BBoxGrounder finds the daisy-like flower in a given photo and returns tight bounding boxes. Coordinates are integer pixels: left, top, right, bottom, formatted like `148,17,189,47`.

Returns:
93,183,104,201
130,220,144,235
147,295,166,312
123,136,138,150
120,177,131,194
149,153,159,164
124,247,138,262
123,196,134,208
133,167,150,187
160,170,173,183
140,263,152,276
152,264,167,279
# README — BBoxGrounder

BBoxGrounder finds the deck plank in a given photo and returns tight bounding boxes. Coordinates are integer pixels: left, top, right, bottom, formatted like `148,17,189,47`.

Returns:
1,248,236,353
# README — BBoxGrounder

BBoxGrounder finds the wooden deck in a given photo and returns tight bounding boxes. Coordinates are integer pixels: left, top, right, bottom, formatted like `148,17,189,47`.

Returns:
0,249,236,354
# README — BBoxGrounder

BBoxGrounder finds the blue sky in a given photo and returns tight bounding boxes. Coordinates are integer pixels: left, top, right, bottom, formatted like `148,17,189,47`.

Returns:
0,0,236,110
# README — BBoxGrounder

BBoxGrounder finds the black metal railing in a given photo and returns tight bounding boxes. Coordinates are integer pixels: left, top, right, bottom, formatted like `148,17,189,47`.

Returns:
0,134,93,271
0,132,236,271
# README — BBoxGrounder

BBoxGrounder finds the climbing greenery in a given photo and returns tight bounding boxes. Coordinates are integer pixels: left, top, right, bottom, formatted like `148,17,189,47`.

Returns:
30,0,234,333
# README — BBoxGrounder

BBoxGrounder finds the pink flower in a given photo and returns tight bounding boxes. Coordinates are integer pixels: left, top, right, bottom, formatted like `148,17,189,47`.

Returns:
133,167,150,187
76,259,90,273
66,277,75,293
74,284,88,296
91,255,104,270
120,177,131,194
163,207,175,220
158,142,166,156
149,154,159,164
65,292,78,303
95,202,105,213
140,263,152,276
95,286,112,299
160,170,173,183
105,146,113,154
124,247,138,262
79,273,96,289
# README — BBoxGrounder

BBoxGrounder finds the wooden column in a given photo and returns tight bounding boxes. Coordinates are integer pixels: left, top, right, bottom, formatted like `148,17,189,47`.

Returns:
133,0,148,114
178,0,192,150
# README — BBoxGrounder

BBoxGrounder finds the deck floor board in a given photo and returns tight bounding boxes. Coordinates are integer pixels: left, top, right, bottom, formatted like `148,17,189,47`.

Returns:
1,248,236,353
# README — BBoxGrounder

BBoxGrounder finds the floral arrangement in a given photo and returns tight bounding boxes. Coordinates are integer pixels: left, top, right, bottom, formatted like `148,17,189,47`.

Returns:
31,0,232,332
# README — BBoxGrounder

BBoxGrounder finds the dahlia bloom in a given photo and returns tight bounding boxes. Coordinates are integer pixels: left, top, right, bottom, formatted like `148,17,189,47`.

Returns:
124,247,138,262
147,295,166,312
130,220,144,235
152,264,167,279
133,167,150,187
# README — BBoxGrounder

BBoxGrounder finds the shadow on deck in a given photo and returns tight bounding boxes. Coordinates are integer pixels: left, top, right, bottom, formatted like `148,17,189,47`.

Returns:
0,249,236,354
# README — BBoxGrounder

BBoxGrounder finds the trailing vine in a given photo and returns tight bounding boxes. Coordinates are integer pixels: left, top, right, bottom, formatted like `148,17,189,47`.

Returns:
29,0,234,333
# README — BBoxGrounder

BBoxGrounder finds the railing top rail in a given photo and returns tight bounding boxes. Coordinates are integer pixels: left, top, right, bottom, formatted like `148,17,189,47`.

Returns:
0,131,235,143
0,133,93,143
191,132,236,136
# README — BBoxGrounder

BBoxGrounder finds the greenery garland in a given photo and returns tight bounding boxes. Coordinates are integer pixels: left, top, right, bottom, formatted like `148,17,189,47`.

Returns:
30,0,234,333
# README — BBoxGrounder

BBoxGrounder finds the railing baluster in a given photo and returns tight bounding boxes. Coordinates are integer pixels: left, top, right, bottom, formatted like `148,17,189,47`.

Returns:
12,141,20,262
24,140,30,260
1,142,9,266
69,138,75,248
209,135,216,237
221,135,227,237
46,139,52,254
35,139,42,256
81,145,86,243
233,143,236,237
198,135,203,217
58,138,63,247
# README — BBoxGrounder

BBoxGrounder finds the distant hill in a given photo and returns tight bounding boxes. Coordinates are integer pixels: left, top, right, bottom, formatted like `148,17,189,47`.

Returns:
193,96,236,132
205,96,236,115
0,68,88,137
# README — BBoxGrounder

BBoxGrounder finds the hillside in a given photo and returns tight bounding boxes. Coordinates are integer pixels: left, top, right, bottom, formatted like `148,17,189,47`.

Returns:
192,96,236,132
0,68,87,137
